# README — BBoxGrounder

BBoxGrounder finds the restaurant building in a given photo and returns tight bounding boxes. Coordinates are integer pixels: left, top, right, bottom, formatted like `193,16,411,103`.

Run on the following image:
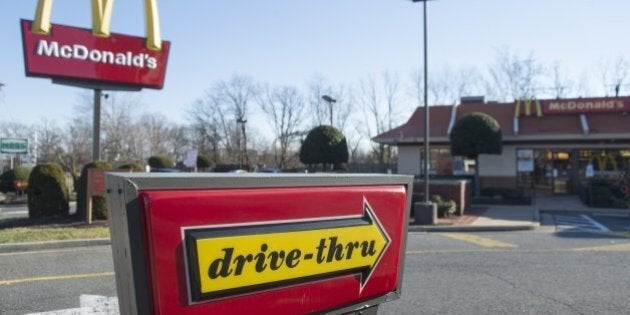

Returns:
373,96,630,195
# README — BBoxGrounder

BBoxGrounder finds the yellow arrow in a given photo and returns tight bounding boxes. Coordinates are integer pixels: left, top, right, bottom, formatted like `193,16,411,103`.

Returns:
185,198,390,301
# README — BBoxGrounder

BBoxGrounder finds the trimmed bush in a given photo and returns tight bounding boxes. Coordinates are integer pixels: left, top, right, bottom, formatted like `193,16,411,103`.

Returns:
299,125,349,169
0,166,32,193
197,154,214,170
118,162,145,172
27,163,69,218
148,155,174,169
77,161,113,220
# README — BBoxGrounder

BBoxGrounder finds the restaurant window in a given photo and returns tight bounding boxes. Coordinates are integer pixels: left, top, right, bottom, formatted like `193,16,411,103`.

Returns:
420,147,474,176
578,149,627,181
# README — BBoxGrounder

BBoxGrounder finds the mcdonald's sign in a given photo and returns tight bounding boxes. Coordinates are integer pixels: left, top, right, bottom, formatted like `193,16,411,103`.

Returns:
514,99,543,118
21,0,170,89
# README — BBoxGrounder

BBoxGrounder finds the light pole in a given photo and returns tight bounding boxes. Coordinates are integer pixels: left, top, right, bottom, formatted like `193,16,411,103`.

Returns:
92,90,109,161
321,95,336,126
236,116,247,169
411,0,432,203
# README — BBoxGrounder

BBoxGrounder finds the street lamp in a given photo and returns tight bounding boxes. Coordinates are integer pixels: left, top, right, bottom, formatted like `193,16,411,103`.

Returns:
236,116,247,169
92,91,109,161
321,95,336,126
411,0,432,203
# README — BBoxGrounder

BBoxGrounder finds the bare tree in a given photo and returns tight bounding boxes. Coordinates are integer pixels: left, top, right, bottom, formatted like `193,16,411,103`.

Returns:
428,66,484,105
164,124,190,163
486,47,545,101
188,75,257,168
549,61,574,99
35,120,64,164
99,93,143,164
59,117,92,177
358,71,401,165
600,56,629,97
136,113,172,162
258,85,306,169
306,75,354,131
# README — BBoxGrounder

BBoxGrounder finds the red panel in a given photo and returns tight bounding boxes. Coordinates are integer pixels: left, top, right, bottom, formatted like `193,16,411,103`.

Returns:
140,186,408,314
21,20,170,89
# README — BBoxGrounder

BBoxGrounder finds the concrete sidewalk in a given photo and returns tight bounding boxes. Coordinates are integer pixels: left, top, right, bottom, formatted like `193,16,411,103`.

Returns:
408,204,539,232
408,194,630,233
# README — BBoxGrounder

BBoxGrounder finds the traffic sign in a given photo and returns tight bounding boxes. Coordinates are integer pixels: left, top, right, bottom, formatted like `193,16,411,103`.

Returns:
0,138,28,154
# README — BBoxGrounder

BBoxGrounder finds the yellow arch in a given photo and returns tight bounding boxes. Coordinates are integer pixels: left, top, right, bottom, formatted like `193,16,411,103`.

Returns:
514,99,543,118
32,0,162,51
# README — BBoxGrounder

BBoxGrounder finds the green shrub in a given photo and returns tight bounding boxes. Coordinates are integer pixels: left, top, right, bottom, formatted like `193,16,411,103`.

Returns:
197,154,214,170
299,125,349,168
430,195,457,218
333,163,348,172
148,155,174,169
77,161,113,220
118,162,145,172
27,163,69,218
0,166,32,193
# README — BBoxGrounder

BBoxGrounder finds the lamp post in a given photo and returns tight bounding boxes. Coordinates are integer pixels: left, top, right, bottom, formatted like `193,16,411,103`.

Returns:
236,116,247,169
92,90,109,161
411,0,432,203
321,95,336,126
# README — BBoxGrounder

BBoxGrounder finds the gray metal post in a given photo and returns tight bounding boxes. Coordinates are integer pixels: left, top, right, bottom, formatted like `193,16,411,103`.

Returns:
422,0,430,202
93,89,102,161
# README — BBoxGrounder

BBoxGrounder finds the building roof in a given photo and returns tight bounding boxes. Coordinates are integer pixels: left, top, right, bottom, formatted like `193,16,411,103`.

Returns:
373,96,630,145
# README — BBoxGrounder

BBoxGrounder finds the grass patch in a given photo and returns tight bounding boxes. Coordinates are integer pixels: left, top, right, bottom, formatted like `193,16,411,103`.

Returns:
0,215,109,244
0,226,109,244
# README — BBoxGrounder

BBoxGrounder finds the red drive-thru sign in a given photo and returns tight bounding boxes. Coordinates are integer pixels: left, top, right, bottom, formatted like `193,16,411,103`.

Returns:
105,174,413,314
21,20,170,89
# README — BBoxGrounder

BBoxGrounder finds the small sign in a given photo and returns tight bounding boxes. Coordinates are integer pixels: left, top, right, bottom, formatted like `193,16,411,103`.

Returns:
517,149,534,172
0,138,28,154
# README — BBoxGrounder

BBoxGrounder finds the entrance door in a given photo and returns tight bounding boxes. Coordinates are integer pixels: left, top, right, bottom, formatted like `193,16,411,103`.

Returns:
551,151,572,194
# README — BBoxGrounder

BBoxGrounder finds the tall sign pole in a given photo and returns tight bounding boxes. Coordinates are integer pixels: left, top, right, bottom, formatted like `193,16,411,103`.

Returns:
93,89,102,161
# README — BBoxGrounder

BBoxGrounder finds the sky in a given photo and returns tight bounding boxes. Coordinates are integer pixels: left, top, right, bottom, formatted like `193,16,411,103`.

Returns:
1,0,629,132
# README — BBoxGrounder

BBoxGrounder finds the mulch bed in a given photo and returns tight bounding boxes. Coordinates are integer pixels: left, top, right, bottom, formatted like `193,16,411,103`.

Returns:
435,206,488,226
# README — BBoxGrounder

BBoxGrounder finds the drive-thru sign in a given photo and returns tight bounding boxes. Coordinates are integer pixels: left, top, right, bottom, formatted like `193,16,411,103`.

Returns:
106,173,412,314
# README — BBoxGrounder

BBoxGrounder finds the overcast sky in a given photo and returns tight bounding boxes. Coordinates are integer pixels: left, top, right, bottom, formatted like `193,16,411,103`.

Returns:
1,0,628,129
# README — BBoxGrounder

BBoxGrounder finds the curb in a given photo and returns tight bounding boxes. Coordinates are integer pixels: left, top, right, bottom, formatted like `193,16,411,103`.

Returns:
539,208,630,217
0,238,111,254
408,223,540,233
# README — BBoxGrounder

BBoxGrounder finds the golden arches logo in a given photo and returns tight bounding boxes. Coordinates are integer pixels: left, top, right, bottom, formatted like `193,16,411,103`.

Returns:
32,0,162,51
589,153,619,172
514,99,543,118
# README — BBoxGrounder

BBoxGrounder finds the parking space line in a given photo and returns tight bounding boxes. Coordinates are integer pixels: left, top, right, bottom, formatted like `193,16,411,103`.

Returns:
573,243,630,252
580,215,610,232
0,272,114,286
438,233,518,248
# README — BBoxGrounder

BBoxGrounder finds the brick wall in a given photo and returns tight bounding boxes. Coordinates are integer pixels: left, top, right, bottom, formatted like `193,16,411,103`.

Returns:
481,176,517,190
